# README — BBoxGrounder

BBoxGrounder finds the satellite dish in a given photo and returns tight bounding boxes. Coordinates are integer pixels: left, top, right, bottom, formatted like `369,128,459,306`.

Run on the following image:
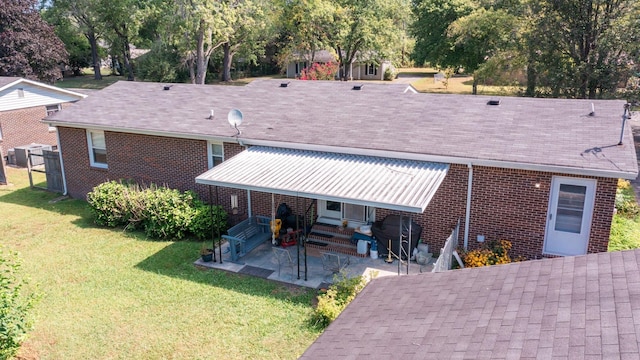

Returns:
227,109,243,128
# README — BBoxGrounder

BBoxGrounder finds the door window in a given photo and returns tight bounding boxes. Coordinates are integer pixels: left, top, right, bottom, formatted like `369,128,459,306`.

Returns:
554,184,587,233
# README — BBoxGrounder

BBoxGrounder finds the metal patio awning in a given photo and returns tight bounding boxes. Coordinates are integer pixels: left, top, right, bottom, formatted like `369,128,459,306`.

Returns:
195,146,449,213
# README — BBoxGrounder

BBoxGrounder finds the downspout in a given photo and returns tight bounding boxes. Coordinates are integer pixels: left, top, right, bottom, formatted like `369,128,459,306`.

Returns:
463,163,473,250
55,129,68,196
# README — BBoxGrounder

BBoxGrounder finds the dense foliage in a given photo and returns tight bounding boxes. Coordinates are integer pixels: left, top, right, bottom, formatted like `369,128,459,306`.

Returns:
615,179,639,218
461,239,524,267
87,181,228,240
311,273,368,328
0,249,39,360
411,0,640,99
0,0,68,82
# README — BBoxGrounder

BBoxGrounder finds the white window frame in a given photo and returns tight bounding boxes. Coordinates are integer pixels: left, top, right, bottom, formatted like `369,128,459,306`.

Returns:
46,104,61,131
207,141,224,169
87,130,108,169
365,63,377,76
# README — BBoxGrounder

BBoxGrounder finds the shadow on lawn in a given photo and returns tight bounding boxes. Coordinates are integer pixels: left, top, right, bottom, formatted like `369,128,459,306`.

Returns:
135,240,317,304
0,185,94,225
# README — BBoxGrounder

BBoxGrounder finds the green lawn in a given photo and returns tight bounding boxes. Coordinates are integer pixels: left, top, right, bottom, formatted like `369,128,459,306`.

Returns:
608,182,640,251
0,168,319,360
55,73,123,90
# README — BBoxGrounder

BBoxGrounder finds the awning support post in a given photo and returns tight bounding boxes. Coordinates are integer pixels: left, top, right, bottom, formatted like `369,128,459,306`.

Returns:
216,186,222,264
208,186,217,263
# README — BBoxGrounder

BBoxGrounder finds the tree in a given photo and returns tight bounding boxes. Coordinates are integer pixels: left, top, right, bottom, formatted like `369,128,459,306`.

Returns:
447,8,519,94
0,0,68,82
528,0,640,99
411,0,476,69
219,0,275,82
327,0,409,80
276,0,334,69
98,0,143,81
43,5,93,76
51,0,105,80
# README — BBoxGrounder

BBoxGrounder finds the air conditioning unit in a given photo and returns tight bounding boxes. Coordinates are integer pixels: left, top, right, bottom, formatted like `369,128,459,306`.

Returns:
14,144,53,167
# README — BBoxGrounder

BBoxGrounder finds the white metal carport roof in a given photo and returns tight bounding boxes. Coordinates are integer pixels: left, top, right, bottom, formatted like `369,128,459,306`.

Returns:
195,146,449,213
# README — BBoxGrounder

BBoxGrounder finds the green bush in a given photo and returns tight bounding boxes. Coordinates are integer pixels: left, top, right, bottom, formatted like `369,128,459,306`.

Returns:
615,179,639,218
383,67,396,81
189,202,228,240
87,181,229,240
311,273,368,328
0,249,39,360
87,181,137,227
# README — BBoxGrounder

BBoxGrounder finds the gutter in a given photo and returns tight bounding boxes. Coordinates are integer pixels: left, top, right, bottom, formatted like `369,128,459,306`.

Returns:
463,163,473,250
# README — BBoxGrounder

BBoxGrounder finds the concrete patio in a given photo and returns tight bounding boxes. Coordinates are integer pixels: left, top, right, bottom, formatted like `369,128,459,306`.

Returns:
194,241,434,289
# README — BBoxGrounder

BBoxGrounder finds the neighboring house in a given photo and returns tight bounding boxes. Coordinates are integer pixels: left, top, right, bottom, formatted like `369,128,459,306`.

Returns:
285,50,393,81
300,248,640,359
0,77,87,165
45,80,637,259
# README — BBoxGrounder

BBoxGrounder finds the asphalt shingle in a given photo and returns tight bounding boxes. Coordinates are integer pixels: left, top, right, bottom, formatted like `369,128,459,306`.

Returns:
300,249,640,359
47,79,637,177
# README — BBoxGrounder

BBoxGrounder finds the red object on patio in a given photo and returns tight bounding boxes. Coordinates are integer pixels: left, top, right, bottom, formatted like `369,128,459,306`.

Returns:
280,230,300,248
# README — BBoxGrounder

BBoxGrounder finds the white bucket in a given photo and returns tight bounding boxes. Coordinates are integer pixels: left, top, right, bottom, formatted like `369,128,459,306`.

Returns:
370,250,378,259
357,240,368,255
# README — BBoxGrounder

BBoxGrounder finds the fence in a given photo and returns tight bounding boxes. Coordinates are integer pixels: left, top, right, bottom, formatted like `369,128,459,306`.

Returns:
432,219,461,273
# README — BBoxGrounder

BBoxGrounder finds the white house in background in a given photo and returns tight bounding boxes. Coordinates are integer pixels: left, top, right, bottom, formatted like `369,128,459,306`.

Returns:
285,50,394,81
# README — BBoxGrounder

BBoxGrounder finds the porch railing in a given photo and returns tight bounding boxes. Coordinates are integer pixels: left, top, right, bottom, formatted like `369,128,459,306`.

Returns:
432,219,461,273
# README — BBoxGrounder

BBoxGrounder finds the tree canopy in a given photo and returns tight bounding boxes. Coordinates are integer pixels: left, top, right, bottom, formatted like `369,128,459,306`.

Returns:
0,0,68,82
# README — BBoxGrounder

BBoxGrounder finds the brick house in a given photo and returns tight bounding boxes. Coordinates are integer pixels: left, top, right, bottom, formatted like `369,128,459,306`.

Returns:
45,80,637,259
0,77,87,166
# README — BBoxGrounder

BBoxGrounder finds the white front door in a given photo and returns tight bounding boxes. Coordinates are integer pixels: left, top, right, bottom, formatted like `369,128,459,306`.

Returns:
318,200,342,224
317,201,373,226
544,177,596,256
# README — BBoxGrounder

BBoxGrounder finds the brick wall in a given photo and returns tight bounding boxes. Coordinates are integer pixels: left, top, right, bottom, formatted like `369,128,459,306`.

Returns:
0,106,59,159
59,127,211,199
57,128,619,257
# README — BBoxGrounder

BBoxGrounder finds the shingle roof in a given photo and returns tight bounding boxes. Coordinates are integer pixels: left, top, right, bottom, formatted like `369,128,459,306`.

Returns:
0,76,21,88
300,249,640,359
46,79,638,178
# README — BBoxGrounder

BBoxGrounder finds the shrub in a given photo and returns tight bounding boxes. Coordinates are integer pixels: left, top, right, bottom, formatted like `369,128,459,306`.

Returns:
140,187,197,240
189,202,228,240
383,67,396,81
311,272,368,328
87,181,229,240
461,239,522,267
615,179,639,218
299,62,338,80
0,249,39,359
87,181,136,227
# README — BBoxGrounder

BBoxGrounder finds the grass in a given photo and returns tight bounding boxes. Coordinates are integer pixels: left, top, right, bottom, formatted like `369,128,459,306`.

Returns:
0,168,320,360
55,73,123,90
409,74,521,96
608,182,640,251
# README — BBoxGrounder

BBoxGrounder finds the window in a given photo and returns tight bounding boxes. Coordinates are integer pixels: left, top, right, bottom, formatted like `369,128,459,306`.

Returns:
46,104,61,131
365,63,377,76
46,104,61,116
87,130,107,168
208,142,224,169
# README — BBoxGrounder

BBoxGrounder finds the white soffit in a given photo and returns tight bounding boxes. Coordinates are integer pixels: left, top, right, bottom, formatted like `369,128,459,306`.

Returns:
196,146,450,213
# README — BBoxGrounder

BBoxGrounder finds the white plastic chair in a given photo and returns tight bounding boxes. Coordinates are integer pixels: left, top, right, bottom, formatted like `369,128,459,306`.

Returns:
272,247,297,280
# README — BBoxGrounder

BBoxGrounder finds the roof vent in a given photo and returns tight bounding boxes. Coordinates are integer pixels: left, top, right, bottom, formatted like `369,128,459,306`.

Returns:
280,82,290,88
486,99,500,106
163,85,173,91
352,84,363,91
588,103,595,116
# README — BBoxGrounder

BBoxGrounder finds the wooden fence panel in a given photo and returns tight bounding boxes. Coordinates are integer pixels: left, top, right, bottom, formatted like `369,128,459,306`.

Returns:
43,150,63,193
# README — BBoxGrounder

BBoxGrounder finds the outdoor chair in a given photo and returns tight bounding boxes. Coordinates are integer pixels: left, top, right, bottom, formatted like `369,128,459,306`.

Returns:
321,252,350,279
272,247,297,280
